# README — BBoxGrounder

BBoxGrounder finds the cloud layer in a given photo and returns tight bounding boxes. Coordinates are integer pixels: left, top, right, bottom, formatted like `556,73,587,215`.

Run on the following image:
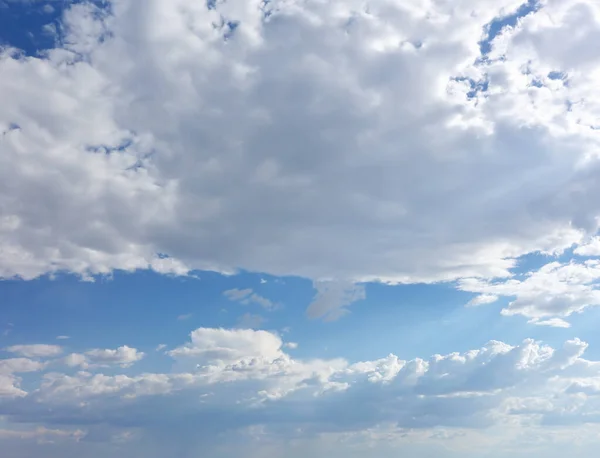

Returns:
1,327,600,457
1,0,600,286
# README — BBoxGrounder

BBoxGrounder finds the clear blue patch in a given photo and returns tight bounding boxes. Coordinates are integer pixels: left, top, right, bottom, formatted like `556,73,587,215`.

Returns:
530,79,543,88
548,71,566,80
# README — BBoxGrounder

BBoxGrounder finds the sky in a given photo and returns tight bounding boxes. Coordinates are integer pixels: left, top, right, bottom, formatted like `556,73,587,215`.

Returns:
2,0,600,456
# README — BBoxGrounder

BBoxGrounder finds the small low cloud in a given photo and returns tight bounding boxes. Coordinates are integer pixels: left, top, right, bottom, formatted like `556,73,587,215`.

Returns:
465,294,498,307
531,318,571,328
64,346,144,369
223,288,278,310
177,314,192,321
5,344,63,358
306,281,365,321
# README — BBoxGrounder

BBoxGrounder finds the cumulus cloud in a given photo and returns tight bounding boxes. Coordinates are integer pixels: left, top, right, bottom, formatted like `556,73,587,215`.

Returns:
459,260,600,325
575,237,600,256
64,346,144,369
1,0,600,290
1,327,600,458
0,357,47,398
5,344,63,358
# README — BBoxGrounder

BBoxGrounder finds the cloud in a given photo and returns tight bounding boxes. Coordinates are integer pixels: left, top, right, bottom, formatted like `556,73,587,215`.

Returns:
532,318,571,328
0,357,47,398
458,260,600,325
575,237,600,256
465,294,499,307
177,313,192,321
64,346,144,369
1,0,600,288
5,344,63,358
307,281,366,321
223,289,277,310
2,327,600,458
167,327,284,365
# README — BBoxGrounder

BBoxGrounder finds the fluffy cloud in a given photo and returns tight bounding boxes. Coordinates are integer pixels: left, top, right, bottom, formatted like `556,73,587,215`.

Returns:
5,344,63,358
459,260,600,326
64,346,144,369
2,327,600,458
1,0,600,288
0,357,46,398
575,237,600,256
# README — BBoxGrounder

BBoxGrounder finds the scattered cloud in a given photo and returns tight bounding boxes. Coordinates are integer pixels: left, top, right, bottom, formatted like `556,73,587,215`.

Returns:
64,346,144,369
5,344,63,358
0,327,599,457
466,294,499,307
223,288,277,310
177,313,192,321
307,281,366,321
533,318,571,328
459,261,600,325
575,237,600,257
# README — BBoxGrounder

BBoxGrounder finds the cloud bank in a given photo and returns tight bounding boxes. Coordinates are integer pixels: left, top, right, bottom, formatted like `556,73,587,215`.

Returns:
1,0,600,287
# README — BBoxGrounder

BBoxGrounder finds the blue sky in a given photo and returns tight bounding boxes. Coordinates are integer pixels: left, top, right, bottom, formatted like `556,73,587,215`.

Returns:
2,0,600,457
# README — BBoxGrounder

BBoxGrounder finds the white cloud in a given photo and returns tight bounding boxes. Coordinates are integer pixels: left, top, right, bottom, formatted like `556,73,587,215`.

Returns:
531,318,572,328
459,260,600,325
0,358,46,375
64,346,144,369
177,313,192,321
3,327,600,458
0,0,599,289
5,344,63,358
466,294,499,307
575,237,600,256
56,336,70,340
168,327,284,364
0,357,47,398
